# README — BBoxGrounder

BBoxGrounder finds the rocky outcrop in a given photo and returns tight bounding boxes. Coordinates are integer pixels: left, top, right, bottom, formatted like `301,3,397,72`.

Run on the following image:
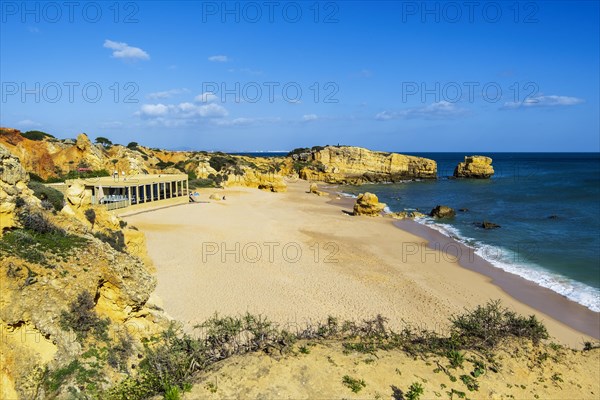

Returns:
430,205,455,219
290,146,437,184
353,192,386,216
454,156,494,179
481,221,501,229
389,210,426,219
224,169,287,192
308,183,327,196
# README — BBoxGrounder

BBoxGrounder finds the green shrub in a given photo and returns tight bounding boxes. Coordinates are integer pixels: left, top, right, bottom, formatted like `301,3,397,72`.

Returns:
208,155,236,172
85,209,96,228
450,300,549,347
0,226,87,266
405,382,425,400
286,147,310,157
156,160,174,169
27,181,64,211
21,130,55,141
342,375,366,393
28,172,45,182
60,291,109,341
18,209,62,234
94,230,126,252
189,178,216,188
459,374,479,391
107,335,134,372
14,197,25,208
447,350,465,369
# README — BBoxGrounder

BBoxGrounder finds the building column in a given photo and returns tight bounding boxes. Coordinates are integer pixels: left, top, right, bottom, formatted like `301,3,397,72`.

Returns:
127,186,132,206
186,179,189,196
135,185,139,205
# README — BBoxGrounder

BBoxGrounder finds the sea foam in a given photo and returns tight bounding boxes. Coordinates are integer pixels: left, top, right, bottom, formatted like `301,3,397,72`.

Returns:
417,218,600,312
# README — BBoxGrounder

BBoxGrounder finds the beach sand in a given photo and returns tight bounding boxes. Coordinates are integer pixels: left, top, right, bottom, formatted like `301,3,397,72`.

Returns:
125,181,599,348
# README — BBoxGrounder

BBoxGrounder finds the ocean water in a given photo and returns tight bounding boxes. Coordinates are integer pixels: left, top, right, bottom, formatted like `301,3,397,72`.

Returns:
338,153,600,312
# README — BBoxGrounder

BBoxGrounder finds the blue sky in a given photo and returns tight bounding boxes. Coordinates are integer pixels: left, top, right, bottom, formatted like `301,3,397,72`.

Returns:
1,1,598,152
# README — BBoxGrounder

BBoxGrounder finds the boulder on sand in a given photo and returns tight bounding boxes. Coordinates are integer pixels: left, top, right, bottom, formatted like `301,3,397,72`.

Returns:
308,183,327,196
353,192,386,216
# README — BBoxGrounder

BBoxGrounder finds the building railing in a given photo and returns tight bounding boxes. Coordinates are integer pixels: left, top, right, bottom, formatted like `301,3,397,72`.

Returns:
103,200,130,211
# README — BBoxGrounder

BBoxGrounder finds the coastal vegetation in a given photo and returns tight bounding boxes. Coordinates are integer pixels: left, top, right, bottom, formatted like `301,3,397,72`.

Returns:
27,181,65,211
20,130,56,141
102,301,553,399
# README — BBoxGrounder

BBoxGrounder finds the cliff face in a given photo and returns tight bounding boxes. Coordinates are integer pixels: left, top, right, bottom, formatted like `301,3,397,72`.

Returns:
0,128,161,179
0,149,167,399
0,145,38,232
0,128,287,192
290,146,437,184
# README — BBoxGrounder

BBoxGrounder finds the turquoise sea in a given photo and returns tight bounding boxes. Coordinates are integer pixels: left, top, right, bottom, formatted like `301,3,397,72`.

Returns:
336,153,600,312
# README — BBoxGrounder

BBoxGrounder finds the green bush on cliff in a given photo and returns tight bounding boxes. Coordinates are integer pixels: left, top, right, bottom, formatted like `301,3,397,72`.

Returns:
1,208,88,266
208,155,236,172
59,291,109,341
94,230,126,252
27,181,64,211
21,130,55,141
189,178,216,188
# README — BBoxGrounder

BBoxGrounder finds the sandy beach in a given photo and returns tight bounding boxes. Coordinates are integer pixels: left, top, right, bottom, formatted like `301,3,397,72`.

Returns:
125,181,599,348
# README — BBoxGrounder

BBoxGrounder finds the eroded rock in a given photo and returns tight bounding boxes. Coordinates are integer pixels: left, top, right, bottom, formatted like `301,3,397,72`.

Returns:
454,156,494,179
353,192,386,216
430,205,456,219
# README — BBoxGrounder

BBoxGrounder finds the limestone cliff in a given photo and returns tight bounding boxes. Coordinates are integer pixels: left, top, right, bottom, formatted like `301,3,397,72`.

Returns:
0,150,167,399
287,146,437,184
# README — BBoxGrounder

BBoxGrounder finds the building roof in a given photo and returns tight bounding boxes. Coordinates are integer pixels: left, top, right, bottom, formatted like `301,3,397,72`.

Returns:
66,173,187,188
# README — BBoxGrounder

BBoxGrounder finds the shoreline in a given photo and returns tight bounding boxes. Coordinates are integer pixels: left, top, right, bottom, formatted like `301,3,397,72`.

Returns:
126,181,598,348
393,219,600,339
324,184,599,340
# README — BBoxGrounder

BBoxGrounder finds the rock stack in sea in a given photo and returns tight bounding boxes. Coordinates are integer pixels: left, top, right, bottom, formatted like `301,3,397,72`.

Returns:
454,155,494,179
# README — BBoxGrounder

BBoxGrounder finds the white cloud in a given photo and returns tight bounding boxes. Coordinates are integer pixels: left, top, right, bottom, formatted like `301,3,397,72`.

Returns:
102,121,124,129
213,117,281,127
147,88,189,100
104,39,150,60
376,101,468,120
194,92,218,103
302,114,318,121
136,102,229,124
208,55,229,62
198,103,229,117
17,119,41,127
139,104,170,117
502,95,584,109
